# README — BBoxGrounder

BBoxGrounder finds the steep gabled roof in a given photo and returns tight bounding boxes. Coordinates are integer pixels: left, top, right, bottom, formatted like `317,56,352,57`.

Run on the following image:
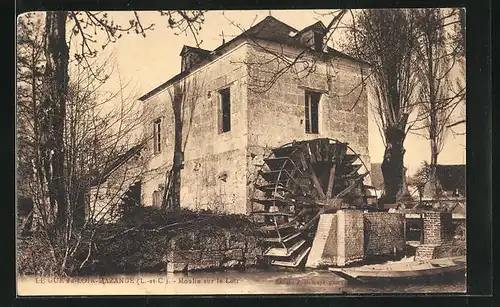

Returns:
180,45,211,57
245,15,299,44
295,20,327,36
435,164,466,192
89,142,146,187
139,16,368,101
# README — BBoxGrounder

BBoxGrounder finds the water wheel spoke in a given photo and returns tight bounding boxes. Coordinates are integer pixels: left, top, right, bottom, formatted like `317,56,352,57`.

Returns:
254,138,373,267
309,171,326,199
326,163,336,199
336,172,369,198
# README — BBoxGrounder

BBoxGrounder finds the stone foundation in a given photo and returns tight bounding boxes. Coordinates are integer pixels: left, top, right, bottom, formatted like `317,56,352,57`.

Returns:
415,244,439,260
306,211,404,268
166,226,263,272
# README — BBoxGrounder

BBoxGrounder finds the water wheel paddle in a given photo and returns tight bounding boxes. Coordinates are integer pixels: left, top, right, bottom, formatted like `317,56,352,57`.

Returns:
251,138,377,267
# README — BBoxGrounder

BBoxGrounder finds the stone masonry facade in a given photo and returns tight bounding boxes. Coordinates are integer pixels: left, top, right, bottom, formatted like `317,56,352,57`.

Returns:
139,17,370,214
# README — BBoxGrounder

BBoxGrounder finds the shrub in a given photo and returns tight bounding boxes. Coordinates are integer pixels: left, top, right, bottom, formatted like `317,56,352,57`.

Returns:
84,208,261,275
18,206,261,276
17,233,58,276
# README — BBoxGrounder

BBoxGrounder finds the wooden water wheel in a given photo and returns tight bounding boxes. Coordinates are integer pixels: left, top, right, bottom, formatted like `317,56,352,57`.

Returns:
251,138,377,267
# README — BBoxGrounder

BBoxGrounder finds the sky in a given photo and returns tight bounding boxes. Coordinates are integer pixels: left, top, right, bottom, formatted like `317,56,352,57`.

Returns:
70,9,466,176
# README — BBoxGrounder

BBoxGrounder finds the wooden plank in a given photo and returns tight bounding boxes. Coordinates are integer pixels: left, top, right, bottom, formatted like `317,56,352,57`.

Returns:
271,247,311,267
252,211,295,217
264,232,302,243
306,143,316,164
310,172,326,199
260,222,296,232
315,140,322,161
264,239,306,257
326,164,336,199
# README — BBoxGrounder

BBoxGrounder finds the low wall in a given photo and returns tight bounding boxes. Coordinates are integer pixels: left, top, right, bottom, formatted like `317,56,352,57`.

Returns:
338,211,364,266
166,223,264,272
364,212,405,258
307,211,404,268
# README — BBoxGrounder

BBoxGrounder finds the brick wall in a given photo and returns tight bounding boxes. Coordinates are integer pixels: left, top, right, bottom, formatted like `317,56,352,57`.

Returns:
363,212,405,258
422,211,453,244
338,210,365,266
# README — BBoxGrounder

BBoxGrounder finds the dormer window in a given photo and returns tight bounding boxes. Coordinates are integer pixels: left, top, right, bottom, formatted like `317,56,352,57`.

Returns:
180,45,211,73
295,21,327,52
314,32,324,51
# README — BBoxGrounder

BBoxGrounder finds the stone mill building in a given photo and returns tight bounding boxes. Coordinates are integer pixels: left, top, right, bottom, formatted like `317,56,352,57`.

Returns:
138,16,371,215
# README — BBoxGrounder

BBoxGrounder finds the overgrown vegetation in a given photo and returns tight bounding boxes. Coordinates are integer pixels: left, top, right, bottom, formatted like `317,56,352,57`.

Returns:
18,207,260,276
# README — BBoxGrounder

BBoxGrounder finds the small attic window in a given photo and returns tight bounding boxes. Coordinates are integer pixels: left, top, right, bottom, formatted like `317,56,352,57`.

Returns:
314,32,324,51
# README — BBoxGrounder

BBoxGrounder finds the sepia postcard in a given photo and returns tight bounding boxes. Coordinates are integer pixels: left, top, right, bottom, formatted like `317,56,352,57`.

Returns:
16,9,466,296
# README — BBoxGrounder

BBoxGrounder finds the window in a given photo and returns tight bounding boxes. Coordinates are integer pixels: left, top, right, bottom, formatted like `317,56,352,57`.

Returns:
219,88,231,133
305,91,321,134
153,118,161,153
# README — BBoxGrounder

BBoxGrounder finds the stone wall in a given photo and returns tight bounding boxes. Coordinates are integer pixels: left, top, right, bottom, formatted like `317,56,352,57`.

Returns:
306,213,338,267
141,43,249,214
364,212,405,258
166,222,264,272
245,42,371,212
338,210,365,266
307,211,401,268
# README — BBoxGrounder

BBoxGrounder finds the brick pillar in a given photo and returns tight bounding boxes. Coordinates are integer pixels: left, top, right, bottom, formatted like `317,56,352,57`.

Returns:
337,210,364,266
422,211,453,245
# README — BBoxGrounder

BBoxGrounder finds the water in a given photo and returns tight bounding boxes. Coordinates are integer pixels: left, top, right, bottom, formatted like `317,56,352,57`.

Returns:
157,269,466,294
17,269,466,295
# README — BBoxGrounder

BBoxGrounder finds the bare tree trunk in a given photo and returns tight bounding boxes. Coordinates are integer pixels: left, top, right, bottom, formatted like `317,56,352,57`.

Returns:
41,12,70,230
162,84,183,213
380,125,406,204
171,105,182,213
424,137,439,199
